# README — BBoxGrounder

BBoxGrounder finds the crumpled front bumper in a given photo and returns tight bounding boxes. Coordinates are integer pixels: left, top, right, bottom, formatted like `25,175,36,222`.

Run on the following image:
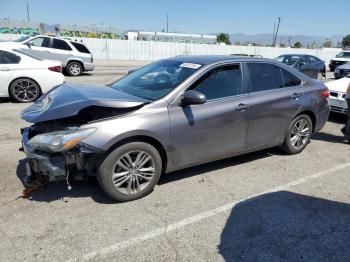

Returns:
21,127,66,181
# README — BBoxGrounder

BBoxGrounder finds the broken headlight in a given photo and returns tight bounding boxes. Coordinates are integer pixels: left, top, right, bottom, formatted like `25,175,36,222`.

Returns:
29,128,96,153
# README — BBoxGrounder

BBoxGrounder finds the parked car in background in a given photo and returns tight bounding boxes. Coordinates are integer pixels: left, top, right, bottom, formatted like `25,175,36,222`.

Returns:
334,63,350,79
329,51,350,72
325,75,350,114
0,47,64,102
0,35,94,76
21,56,330,202
275,54,325,79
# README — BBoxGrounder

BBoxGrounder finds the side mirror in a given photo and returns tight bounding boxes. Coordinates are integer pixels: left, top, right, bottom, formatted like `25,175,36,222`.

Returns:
25,41,32,48
182,90,206,106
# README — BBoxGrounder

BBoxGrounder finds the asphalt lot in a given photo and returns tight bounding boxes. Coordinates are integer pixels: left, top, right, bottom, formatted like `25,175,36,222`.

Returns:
0,65,349,262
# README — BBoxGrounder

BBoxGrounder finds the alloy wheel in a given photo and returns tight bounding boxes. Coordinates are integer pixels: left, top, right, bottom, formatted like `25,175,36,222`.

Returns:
111,150,156,195
12,79,39,102
70,63,81,75
290,118,311,150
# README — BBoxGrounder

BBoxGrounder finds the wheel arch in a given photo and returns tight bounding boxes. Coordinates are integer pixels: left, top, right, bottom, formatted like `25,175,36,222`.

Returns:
104,135,168,174
66,59,85,71
296,110,316,133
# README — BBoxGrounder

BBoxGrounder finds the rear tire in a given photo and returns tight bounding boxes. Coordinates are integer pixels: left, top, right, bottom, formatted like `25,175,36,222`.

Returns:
281,114,313,155
9,78,41,103
66,61,83,76
97,142,162,202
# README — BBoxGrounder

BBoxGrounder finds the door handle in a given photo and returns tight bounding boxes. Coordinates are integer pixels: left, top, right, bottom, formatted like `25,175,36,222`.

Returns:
0,68,10,71
235,103,250,111
291,93,301,99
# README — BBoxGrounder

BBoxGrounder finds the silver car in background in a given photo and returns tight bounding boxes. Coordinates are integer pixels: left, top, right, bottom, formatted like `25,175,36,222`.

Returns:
1,35,94,76
20,56,330,202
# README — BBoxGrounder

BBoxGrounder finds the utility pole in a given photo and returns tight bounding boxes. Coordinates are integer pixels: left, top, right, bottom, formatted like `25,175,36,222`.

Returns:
272,22,276,46
166,13,169,33
273,17,281,47
26,2,30,22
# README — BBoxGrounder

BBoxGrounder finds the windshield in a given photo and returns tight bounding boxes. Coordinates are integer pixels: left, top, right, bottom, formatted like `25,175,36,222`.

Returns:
109,60,202,100
336,52,350,58
14,35,30,42
275,55,300,65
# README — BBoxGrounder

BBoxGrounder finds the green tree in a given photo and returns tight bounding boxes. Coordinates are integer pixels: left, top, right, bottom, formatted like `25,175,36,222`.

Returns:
294,41,303,48
342,35,350,48
323,39,332,48
217,33,231,45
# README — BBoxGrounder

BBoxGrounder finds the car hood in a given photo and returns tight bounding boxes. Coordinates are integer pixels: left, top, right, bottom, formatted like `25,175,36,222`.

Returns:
332,58,350,62
21,84,150,123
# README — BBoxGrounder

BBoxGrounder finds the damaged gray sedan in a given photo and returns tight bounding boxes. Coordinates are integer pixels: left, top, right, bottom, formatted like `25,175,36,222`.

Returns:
21,56,330,202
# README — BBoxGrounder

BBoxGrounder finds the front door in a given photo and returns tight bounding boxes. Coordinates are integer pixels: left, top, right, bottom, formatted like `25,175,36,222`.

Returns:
168,64,249,167
20,36,52,60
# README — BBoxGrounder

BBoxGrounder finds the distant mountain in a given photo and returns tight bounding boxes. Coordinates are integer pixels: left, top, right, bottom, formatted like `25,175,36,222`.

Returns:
215,33,343,47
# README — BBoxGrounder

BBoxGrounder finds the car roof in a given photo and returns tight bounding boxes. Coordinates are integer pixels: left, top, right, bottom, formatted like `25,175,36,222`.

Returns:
164,55,274,65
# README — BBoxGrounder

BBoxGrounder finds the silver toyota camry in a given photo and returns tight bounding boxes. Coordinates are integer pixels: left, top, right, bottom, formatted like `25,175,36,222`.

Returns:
21,56,330,202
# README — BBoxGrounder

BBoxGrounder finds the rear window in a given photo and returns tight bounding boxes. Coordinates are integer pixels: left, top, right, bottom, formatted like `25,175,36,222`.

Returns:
53,39,72,51
71,42,90,54
247,63,283,92
281,68,302,87
0,50,21,64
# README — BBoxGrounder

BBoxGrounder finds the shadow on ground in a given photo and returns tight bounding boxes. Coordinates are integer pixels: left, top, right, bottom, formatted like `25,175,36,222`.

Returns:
218,191,350,262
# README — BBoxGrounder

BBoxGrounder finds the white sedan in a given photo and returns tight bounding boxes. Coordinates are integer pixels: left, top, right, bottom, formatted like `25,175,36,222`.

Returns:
325,75,349,114
0,47,64,102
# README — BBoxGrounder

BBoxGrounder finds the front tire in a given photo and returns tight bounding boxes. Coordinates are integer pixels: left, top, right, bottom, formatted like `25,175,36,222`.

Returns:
281,114,313,154
97,142,162,202
66,61,83,76
9,78,41,103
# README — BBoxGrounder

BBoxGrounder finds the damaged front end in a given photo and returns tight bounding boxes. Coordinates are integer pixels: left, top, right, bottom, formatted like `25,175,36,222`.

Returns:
21,125,103,184
19,84,149,187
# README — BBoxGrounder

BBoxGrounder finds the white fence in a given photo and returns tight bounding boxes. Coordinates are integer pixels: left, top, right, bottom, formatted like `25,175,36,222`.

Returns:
0,34,341,66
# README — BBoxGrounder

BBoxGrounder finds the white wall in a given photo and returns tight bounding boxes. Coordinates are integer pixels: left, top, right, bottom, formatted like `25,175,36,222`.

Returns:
0,34,341,66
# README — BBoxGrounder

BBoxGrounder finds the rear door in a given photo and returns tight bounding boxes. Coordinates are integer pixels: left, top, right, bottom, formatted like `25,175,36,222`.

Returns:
0,50,20,96
244,62,303,149
49,39,74,66
299,56,318,78
168,64,249,166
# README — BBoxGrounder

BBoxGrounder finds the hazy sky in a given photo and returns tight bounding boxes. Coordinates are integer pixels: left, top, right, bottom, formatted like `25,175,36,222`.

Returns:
1,0,348,36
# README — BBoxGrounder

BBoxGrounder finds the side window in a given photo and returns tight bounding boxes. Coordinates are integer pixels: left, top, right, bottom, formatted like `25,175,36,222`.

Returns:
30,37,50,47
71,42,90,53
53,39,72,51
191,65,242,100
309,56,320,63
0,51,21,64
281,68,302,87
247,63,283,92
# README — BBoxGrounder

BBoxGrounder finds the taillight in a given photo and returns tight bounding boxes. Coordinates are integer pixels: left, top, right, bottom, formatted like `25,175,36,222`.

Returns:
321,89,330,98
48,66,62,73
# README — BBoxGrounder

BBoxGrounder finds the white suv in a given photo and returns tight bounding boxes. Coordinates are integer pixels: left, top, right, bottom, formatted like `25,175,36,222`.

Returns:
329,50,350,72
0,35,94,76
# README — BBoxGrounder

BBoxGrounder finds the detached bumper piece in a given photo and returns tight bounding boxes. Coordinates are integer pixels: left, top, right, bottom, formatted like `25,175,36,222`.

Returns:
21,127,103,183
